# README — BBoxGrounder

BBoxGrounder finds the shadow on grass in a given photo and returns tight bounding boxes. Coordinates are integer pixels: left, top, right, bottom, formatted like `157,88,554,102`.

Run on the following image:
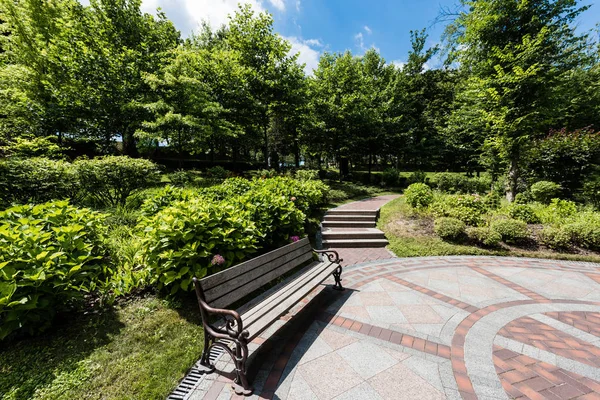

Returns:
0,307,124,400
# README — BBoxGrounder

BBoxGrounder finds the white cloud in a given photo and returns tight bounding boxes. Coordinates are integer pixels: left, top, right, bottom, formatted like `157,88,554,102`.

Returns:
268,0,285,11
295,0,301,12
354,32,365,51
391,60,406,70
364,25,372,35
285,36,321,75
139,0,268,35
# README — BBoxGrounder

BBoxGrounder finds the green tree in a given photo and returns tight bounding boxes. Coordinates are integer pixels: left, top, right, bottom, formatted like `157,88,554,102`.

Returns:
446,0,591,201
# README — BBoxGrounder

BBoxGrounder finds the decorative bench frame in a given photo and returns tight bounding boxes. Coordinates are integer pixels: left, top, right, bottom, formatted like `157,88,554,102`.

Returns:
192,238,342,395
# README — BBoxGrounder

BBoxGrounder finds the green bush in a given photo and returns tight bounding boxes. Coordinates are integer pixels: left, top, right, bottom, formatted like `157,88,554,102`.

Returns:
206,166,230,180
0,157,79,206
405,183,434,208
564,215,600,250
507,204,540,224
295,169,319,181
434,217,466,242
514,192,533,204
407,171,427,185
327,189,350,203
530,181,562,204
428,173,491,194
167,170,197,187
538,227,572,250
0,201,111,339
490,219,529,244
466,227,502,247
1,136,65,159
534,198,578,224
139,199,260,294
582,178,600,208
382,168,400,187
430,193,489,225
75,156,161,207
140,185,200,216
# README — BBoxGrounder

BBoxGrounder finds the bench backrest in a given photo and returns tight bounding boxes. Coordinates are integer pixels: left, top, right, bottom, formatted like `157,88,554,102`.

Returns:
198,238,314,309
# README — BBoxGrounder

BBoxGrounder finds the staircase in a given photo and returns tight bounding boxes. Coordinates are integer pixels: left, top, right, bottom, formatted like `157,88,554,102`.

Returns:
321,209,389,248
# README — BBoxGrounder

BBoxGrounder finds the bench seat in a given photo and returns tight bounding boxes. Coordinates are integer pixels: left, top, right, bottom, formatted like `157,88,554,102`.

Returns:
192,238,343,395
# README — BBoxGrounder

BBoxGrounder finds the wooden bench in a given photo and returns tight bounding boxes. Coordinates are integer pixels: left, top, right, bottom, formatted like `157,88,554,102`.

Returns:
192,238,343,395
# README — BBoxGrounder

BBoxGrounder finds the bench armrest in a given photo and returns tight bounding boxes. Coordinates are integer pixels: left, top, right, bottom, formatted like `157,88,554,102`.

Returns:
193,277,248,340
314,249,343,264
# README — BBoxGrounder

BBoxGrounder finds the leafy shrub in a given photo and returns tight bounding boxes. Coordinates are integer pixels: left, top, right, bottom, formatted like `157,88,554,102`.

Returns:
582,178,600,208
434,218,466,242
466,227,502,247
0,157,80,206
564,215,600,250
249,177,328,215
327,189,350,203
482,192,502,210
75,156,160,207
0,201,110,339
538,227,572,250
167,170,197,187
428,173,491,194
407,171,427,185
534,198,578,224
514,192,533,204
530,181,562,204
295,169,319,181
1,136,65,159
206,166,230,180
490,219,529,244
430,193,490,225
139,199,260,294
507,204,540,224
140,186,199,216
382,168,400,187
405,183,434,208
239,190,305,248
255,169,278,179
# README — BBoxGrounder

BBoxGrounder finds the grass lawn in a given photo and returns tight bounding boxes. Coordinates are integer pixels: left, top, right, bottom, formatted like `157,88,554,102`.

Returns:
379,196,600,263
0,295,203,400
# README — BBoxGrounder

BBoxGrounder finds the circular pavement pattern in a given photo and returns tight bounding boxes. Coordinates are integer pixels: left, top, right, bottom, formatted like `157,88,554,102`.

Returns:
191,256,600,400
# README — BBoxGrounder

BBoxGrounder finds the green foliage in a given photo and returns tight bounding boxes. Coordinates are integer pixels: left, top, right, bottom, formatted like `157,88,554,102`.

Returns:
466,227,502,247
75,156,161,207
507,204,540,224
582,177,600,209
428,173,491,194
0,201,110,339
490,219,529,244
430,193,491,225
382,168,400,187
1,136,65,159
0,157,79,206
407,171,427,185
167,170,197,187
565,217,600,250
295,169,319,181
538,226,572,250
530,181,562,204
139,199,260,294
534,199,578,225
140,185,199,216
405,183,434,208
514,192,533,204
434,217,466,242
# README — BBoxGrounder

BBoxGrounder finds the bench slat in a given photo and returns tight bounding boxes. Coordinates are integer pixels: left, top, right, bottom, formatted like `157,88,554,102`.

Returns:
203,245,314,305
243,262,340,339
240,260,332,325
209,251,314,309
200,238,311,291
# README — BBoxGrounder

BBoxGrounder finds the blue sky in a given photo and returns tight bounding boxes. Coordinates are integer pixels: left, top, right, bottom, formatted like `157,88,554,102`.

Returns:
139,0,599,73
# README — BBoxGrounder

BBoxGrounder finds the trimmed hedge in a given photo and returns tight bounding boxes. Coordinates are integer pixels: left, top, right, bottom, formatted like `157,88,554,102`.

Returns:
434,217,466,242
405,183,434,208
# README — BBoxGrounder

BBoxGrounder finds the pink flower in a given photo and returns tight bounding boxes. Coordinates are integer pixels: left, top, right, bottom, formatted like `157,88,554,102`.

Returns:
211,254,225,266
290,196,297,202
290,235,300,243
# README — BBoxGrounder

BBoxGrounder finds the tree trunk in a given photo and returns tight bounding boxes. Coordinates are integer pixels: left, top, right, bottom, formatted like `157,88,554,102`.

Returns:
264,126,269,167
506,156,519,202
368,153,372,180
122,128,139,157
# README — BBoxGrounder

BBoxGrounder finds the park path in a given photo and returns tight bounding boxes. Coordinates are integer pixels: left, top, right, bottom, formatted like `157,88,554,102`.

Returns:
321,195,399,267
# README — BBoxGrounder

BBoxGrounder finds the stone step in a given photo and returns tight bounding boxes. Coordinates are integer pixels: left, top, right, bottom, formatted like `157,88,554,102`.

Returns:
321,229,386,240
322,239,389,248
326,209,378,216
322,214,376,222
322,221,376,228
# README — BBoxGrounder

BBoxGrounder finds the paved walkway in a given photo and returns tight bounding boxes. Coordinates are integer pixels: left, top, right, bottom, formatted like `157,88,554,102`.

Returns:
182,195,600,400
325,195,399,267
190,257,600,400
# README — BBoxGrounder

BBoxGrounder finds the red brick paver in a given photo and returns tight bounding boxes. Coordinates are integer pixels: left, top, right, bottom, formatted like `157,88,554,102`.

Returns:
547,311,600,338
494,346,600,399
499,316,600,367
